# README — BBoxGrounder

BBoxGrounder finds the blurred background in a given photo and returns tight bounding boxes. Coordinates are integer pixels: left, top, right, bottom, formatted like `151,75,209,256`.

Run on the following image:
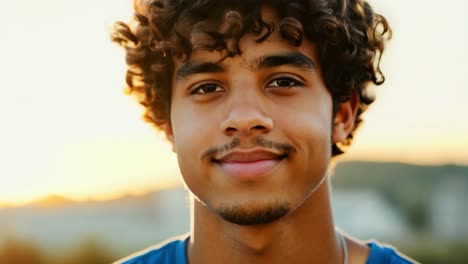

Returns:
0,0,467,263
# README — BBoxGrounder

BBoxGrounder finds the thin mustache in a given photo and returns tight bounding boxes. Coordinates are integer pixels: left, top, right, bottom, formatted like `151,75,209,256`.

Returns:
201,137,297,161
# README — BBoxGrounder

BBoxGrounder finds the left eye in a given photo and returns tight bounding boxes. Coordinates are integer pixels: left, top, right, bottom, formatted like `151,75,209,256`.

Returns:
190,83,224,95
267,77,302,88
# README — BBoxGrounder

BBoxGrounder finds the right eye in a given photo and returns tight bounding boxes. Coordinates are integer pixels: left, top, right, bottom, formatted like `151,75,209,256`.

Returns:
190,83,225,95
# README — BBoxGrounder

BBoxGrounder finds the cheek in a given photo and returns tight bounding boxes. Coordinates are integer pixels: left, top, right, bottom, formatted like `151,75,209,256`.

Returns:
275,93,333,143
170,101,217,184
280,108,332,193
171,100,213,149
285,113,332,163
273,92,333,169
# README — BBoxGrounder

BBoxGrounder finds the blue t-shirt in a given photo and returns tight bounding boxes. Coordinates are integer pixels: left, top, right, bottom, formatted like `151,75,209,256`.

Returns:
366,241,416,264
116,235,416,264
116,235,189,264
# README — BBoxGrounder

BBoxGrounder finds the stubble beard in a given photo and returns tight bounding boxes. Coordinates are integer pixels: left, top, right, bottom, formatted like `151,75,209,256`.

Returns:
204,170,330,226
215,200,291,226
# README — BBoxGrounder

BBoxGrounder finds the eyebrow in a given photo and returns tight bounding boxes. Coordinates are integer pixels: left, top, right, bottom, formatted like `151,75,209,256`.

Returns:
175,52,315,81
251,52,316,71
176,62,225,81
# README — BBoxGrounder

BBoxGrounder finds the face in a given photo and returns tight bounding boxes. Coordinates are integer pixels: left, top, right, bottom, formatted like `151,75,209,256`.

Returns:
165,9,354,225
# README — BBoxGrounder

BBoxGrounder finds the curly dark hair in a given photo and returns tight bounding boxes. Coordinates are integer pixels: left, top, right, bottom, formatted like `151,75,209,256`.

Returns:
111,0,391,156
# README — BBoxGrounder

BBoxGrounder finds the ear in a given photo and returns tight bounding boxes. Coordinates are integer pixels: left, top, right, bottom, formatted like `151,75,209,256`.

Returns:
332,92,360,144
162,123,176,153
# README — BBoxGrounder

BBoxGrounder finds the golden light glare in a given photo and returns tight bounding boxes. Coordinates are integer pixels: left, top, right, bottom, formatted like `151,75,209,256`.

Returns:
0,0,467,205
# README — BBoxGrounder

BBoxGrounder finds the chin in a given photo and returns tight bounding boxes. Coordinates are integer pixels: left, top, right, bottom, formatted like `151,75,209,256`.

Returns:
213,199,291,226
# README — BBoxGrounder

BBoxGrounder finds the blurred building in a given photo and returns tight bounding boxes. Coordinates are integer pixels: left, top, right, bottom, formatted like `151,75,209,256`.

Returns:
332,189,410,242
0,188,190,256
429,175,468,241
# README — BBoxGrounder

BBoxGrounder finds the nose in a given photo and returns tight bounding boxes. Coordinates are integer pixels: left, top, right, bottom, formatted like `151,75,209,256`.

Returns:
220,91,273,137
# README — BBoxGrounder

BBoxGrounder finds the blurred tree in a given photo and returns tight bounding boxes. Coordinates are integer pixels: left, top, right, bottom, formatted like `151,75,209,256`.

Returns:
62,235,115,264
0,235,45,264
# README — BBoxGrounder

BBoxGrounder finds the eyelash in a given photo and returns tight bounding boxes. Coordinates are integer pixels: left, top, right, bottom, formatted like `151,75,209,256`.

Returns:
189,82,224,95
189,76,304,95
267,76,303,88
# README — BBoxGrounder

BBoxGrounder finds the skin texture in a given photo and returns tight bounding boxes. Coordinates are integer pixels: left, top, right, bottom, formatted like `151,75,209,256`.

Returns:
162,7,370,264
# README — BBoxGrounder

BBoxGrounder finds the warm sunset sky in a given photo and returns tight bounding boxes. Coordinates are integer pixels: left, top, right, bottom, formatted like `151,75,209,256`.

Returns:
0,0,467,205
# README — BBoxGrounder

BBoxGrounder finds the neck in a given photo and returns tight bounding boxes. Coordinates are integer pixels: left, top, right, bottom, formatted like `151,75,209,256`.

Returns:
187,178,344,264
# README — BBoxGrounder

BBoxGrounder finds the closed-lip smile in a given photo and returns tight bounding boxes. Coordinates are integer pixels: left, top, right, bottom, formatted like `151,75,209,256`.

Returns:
212,149,287,179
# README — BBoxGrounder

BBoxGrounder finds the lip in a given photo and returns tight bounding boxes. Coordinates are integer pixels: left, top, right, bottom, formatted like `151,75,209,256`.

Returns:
213,149,286,179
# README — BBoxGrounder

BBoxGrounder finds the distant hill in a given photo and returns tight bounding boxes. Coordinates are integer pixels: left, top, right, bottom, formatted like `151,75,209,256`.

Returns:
0,187,190,256
332,161,468,194
333,161,467,182
30,194,76,208
331,161,468,231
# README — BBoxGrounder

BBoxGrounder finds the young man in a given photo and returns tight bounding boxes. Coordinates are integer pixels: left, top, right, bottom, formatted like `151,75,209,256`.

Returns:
112,0,416,263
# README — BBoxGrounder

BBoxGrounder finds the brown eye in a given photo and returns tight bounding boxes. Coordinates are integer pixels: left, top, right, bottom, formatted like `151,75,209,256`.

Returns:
268,77,303,88
190,83,224,95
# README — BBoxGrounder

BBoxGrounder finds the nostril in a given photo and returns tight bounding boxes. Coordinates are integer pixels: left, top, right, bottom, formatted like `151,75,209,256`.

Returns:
251,125,266,131
225,127,237,133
